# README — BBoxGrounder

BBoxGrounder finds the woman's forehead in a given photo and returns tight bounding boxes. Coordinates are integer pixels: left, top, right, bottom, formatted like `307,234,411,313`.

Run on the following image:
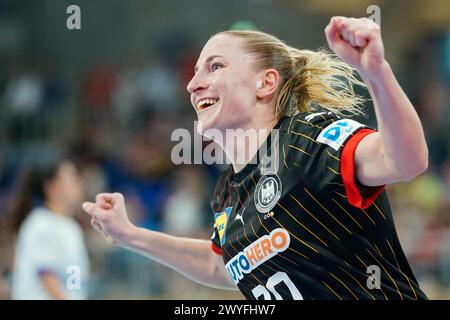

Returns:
197,34,249,65
59,161,77,176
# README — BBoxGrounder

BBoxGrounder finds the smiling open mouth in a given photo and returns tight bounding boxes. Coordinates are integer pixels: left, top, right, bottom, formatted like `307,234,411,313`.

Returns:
197,98,219,111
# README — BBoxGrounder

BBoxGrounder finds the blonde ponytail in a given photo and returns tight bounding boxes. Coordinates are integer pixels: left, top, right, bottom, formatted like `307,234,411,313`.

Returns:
214,30,366,119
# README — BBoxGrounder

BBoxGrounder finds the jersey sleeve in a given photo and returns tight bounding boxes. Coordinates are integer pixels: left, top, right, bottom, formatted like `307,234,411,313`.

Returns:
286,111,385,209
210,223,222,255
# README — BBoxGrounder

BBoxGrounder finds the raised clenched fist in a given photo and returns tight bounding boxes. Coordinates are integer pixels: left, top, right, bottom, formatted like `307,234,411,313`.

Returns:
325,16,385,78
82,192,135,245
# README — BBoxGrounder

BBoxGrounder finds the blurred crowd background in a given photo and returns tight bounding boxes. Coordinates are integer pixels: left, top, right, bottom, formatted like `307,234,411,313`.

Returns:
0,0,449,299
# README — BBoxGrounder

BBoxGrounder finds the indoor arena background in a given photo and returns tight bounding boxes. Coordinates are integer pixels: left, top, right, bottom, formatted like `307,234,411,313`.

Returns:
0,0,449,299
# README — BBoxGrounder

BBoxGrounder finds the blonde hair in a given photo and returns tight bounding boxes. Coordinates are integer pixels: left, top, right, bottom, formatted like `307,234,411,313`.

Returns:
214,30,366,119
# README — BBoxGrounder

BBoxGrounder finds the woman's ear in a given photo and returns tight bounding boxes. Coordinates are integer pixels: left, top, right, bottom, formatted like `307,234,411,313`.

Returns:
256,68,280,100
256,80,262,89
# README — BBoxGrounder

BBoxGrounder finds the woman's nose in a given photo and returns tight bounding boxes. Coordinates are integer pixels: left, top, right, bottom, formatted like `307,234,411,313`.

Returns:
187,73,208,94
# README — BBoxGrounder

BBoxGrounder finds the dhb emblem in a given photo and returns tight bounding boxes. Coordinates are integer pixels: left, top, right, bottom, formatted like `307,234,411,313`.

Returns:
254,172,282,213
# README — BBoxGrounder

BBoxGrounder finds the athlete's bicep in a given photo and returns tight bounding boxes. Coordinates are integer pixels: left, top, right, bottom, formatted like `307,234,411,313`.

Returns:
354,132,400,186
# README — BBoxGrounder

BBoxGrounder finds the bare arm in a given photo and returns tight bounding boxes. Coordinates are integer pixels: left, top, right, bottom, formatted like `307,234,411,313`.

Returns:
121,226,237,290
354,62,428,186
325,17,428,186
39,273,65,300
83,193,237,291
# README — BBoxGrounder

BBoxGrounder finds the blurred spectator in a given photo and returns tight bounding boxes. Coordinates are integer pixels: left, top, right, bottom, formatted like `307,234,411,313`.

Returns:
163,166,208,237
7,158,89,300
135,59,182,111
80,61,117,125
2,67,43,116
111,64,140,140
2,66,44,143
40,56,66,110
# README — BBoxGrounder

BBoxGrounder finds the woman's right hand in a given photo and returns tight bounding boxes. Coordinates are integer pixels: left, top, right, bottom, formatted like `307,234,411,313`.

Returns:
82,193,136,245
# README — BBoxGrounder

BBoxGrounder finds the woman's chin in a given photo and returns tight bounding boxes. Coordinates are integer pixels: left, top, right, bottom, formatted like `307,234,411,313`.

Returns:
196,117,220,137
196,110,224,136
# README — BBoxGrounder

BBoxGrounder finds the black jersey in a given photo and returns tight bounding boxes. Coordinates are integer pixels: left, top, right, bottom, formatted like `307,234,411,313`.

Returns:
209,111,427,300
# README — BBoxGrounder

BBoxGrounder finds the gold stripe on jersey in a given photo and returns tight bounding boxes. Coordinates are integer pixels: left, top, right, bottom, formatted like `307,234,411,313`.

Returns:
372,243,415,298
330,272,359,299
289,130,319,144
235,234,246,251
227,238,240,254
253,212,312,260
384,239,418,300
297,119,324,130
289,144,312,156
250,172,258,186
373,202,387,221
361,208,377,226
327,166,340,175
242,223,253,245
242,182,251,199
322,281,343,300
286,246,311,261
374,244,383,257
326,181,345,187
385,239,401,270
288,116,294,133
251,205,312,261
401,269,418,300
273,250,302,268
334,191,347,199
267,214,319,254
289,194,340,241
354,254,389,300
365,248,403,300
255,216,311,266
304,187,353,235
332,198,364,230
265,247,302,269
276,202,329,248
233,186,245,207
326,150,340,161
337,266,376,300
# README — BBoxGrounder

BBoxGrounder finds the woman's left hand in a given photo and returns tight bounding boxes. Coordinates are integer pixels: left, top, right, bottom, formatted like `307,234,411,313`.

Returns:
325,16,385,78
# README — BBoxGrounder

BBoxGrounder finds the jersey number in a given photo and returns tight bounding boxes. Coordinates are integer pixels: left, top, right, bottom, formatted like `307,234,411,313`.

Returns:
251,272,303,300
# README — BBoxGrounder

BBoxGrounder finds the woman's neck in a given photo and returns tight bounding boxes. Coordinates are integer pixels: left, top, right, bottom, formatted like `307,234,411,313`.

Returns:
45,200,69,217
222,117,278,174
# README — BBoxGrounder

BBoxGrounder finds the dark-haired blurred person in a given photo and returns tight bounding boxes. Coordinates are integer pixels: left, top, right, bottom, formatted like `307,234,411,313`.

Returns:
8,159,89,300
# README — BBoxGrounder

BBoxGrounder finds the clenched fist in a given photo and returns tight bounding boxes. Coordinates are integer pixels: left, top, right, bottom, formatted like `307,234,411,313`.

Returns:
325,16,385,78
82,193,135,245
